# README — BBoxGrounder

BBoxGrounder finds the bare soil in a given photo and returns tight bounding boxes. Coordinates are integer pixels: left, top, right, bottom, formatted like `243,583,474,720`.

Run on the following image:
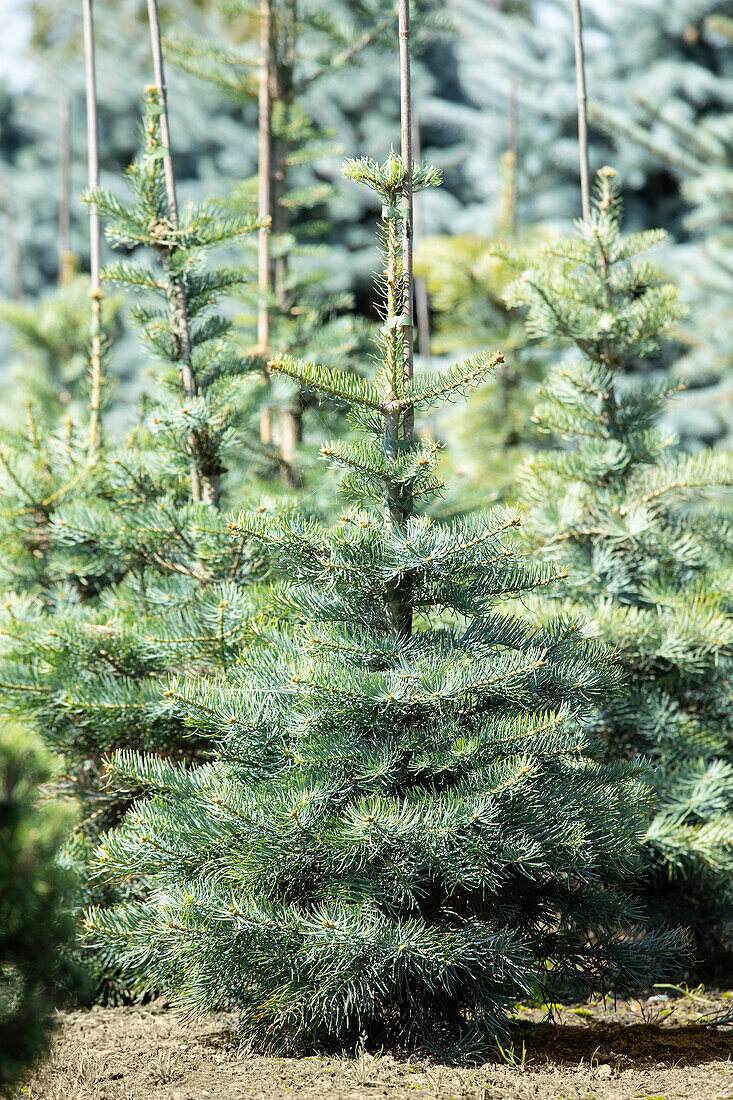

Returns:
16,989,733,1100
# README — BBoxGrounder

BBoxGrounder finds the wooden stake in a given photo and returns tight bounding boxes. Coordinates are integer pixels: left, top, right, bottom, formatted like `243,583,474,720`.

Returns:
272,0,303,487
571,0,591,221
257,0,273,357
83,0,104,457
257,0,274,448
399,0,414,442
146,0,208,503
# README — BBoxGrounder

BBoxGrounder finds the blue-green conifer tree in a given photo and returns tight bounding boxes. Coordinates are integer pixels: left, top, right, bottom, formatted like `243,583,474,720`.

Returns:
0,84,264,998
86,152,680,1052
510,167,733,963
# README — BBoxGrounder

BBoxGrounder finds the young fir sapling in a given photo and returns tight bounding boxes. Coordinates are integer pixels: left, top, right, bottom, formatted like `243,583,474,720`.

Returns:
510,165,733,959
0,0,266,997
85,4,682,1049
508,0,733,957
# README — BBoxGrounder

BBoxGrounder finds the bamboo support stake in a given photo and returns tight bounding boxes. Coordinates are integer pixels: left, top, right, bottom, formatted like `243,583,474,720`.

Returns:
146,0,208,503
257,0,273,354
399,0,414,442
83,0,104,457
272,0,303,488
571,0,591,222
258,0,274,446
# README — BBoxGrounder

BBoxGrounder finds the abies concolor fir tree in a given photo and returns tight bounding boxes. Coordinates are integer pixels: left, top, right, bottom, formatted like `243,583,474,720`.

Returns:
592,6,733,447
86,4,681,1050
0,3,266,997
510,166,733,961
0,6,264,808
0,0,119,602
450,0,733,450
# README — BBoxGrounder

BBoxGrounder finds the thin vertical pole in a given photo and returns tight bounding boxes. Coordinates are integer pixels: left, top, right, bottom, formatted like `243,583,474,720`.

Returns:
83,0,104,456
399,0,414,442
571,0,591,221
257,0,273,445
147,0,182,233
276,0,304,487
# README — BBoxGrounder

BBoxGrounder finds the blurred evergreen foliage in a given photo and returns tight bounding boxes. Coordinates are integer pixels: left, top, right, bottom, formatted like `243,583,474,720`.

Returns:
415,226,551,501
0,723,79,1095
448,0,733,449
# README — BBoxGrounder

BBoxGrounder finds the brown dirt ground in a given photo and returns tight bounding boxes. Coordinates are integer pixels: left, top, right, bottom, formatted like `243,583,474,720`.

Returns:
16,989,733,1100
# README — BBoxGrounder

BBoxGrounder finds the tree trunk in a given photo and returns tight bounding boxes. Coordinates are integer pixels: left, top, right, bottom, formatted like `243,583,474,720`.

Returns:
1,176,24,302
499,78,519,236
382,0,415,638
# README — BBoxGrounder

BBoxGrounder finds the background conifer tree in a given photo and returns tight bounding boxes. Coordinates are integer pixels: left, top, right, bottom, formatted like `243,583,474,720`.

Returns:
0,280,122,427
167,0,379,488
0,23,266,994
0,0,120,610
414,225,550,502
509,166,733,963
592,5,733,448
449,0,733,450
